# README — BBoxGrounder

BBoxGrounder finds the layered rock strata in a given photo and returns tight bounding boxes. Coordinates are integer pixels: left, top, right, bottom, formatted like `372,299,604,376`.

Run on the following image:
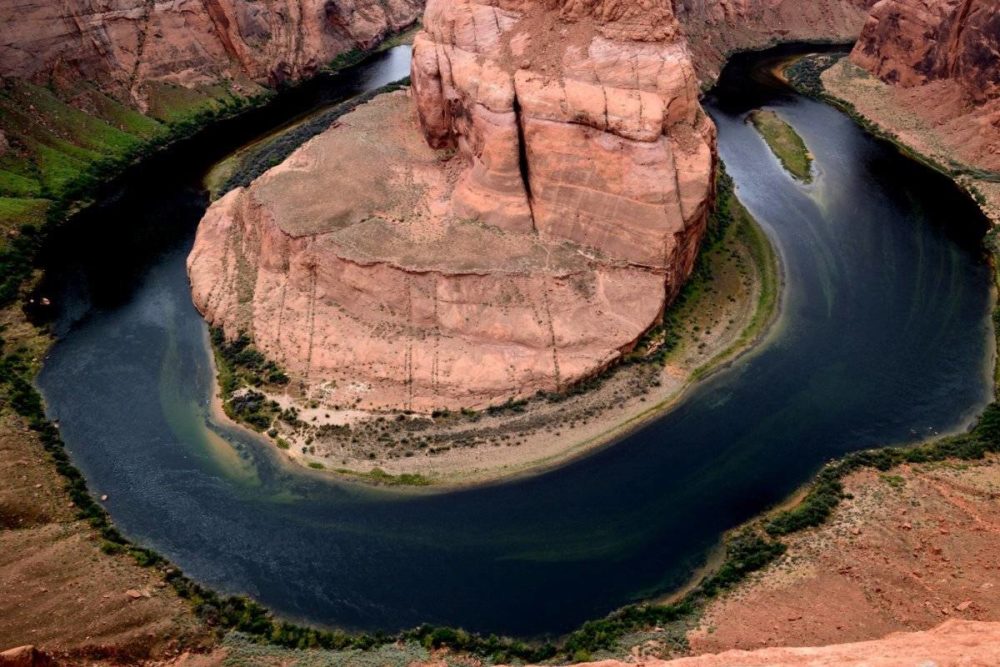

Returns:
850,0,1000,167
189,0,717,412
0,0,423,109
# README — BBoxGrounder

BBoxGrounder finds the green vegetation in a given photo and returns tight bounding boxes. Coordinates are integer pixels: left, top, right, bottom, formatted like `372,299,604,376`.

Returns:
750,109,813,182
784,52,845,97
0,79,267,315
210,328,289,431
333,467,432,487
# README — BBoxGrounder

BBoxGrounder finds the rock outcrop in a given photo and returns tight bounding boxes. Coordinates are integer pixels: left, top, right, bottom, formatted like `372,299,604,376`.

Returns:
409,0,715,270
849,0,999,161
189,0,717,412
851,0,999,102
829,0,1000,223
0,0,423,110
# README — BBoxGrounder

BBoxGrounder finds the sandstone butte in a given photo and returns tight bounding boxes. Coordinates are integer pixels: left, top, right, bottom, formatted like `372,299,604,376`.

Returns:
187,0,877,413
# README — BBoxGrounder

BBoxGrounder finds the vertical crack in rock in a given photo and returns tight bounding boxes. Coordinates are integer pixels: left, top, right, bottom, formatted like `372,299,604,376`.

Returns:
203,0,248,77
946,0,976,79
513,91,537,232
274,280,289,359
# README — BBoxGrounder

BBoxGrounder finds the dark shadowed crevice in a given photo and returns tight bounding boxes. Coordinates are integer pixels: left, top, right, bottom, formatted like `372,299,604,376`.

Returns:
512,92,536,231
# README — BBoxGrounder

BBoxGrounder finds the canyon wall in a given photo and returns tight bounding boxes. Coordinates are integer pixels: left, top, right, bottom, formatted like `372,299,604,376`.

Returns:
676,0,877,83
0,0,423,112
851,0,999,103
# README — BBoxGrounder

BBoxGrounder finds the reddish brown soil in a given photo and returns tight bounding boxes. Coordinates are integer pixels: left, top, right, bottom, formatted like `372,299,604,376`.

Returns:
0,410,210,663
689,456,1000,653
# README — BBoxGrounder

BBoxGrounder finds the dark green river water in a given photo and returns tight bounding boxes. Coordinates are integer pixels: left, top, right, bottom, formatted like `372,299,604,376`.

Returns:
35,45,994,637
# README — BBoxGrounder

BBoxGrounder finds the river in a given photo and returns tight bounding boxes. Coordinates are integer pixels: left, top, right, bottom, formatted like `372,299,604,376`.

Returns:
35,45,994,637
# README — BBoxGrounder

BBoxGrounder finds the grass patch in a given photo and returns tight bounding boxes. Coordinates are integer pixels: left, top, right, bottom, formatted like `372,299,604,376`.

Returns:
0,198,48,242
749,109,813,182
334,467,432,487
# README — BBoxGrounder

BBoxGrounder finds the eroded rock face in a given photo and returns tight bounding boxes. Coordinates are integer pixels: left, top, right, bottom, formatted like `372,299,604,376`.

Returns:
190,0,717,412
189,92,670,411
852,0,1000,103
0,0,422,109
410,0,716,270
845,0,1000,214
676,0,877,82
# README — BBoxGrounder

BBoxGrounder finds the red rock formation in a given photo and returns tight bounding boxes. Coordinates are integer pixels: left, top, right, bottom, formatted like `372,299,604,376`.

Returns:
188,91,672,412
843,0,999,220
852,0,1000,103
188,0,926,413
190,0,717,412
0,0,422,110
410,0,716,270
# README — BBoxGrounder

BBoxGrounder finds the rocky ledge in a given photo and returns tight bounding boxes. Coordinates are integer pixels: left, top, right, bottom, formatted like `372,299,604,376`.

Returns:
189,0,717,412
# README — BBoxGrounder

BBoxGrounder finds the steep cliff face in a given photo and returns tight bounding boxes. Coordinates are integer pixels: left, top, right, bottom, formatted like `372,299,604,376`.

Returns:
190,0,717,412
0,0,423,111
852,0,1000,103
675,0,877,83
188,91,671,411
410,0,715,270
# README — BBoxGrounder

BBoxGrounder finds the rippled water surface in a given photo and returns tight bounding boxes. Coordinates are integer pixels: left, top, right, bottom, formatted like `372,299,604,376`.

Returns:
37,46,994,636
